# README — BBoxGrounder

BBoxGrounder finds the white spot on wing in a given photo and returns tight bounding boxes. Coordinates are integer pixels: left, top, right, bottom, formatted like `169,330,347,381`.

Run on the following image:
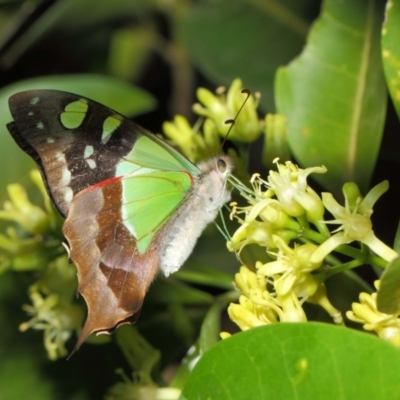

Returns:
30,97,40,105
86,159,96,169
58,187,73,205
47,137,55,144
60,169,71,186
37,122,44,129
55,153,66,162
28,111,34,116
52,152,71,185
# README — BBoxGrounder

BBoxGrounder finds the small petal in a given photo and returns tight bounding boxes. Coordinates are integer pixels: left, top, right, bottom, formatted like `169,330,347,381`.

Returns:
279,292,307,322
310,232,351,264
362,230,398,262
220,332,232,340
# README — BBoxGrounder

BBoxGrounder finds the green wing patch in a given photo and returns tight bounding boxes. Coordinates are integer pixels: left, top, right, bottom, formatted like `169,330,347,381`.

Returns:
116,135,198,177
60,99,89,129
121,171,192,253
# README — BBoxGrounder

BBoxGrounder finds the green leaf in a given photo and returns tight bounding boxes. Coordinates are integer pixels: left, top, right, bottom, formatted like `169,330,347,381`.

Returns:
115,325,161,375
174,262,234,290
394,221,400,253
377,256,400,314
0,354,55,400
198,291,239,354
181,323,400,400
276,0,387,194
170,291,239,389
179,0,312,110
0,74,155,188
382,0,400,121
145,278,214,306
108,27,155,81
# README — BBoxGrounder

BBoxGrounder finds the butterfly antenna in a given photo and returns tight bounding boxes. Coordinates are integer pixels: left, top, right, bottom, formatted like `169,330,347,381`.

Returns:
213,88,252,259
219,88,251,153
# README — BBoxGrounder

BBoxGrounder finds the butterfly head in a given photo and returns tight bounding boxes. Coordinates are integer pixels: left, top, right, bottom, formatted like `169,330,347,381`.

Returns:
196,155,233,212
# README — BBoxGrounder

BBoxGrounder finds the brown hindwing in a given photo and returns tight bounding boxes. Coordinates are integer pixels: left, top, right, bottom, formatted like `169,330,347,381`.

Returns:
63,178,159,352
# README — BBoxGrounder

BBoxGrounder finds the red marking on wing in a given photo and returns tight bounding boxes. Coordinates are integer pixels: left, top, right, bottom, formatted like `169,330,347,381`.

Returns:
87,176,122,191
181,170,194,185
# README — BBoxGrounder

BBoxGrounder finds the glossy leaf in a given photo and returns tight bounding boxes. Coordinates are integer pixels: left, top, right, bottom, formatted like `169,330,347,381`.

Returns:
108,27,155,81
115,325,161,374
377,256,400,314
394,221,400,253
145,278,214,306
382,0,400,121
198,291,239,354
170,291,239,389
276,0,387,193
179,0,312,110
181,323,400,399
174,262,234,290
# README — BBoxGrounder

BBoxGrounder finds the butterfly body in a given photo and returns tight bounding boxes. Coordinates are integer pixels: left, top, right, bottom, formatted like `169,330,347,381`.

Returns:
7,89,232,351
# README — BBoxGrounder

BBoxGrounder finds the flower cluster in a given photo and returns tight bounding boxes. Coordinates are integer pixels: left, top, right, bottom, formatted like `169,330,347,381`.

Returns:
163,78,262,163
224,159,396,340
192,78,261,143
0,171,62,274
19,255,83,359
347,281,400,347
106,370,181,400
0,171,83,359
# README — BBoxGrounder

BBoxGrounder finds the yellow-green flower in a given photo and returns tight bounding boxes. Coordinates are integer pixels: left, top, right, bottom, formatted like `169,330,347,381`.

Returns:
227,266,280,331
20,286,82,360
227,218,279,253
226,265,310,333
0,227,52,273
263,113,290,167
227,296,276,331
0,170,63,274
346,281,400,347
266,159,327,224
0,181,49,235
307,282,343,324
311,181,398,264
193,78,261,142
106,370,181,400
277,291,307,323
227,175,299,253
257,236,321,297
162,114,219,162
19,255,83,360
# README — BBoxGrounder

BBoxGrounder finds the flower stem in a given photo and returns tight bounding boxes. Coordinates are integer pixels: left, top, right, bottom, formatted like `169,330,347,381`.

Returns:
301,228,327,244
335,244,388,268
325,259,363,277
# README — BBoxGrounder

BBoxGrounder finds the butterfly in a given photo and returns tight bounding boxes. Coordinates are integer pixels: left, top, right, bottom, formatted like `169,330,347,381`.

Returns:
7,89,232,352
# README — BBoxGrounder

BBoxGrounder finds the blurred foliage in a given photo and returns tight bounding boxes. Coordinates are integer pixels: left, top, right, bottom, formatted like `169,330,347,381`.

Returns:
1,0,400,399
